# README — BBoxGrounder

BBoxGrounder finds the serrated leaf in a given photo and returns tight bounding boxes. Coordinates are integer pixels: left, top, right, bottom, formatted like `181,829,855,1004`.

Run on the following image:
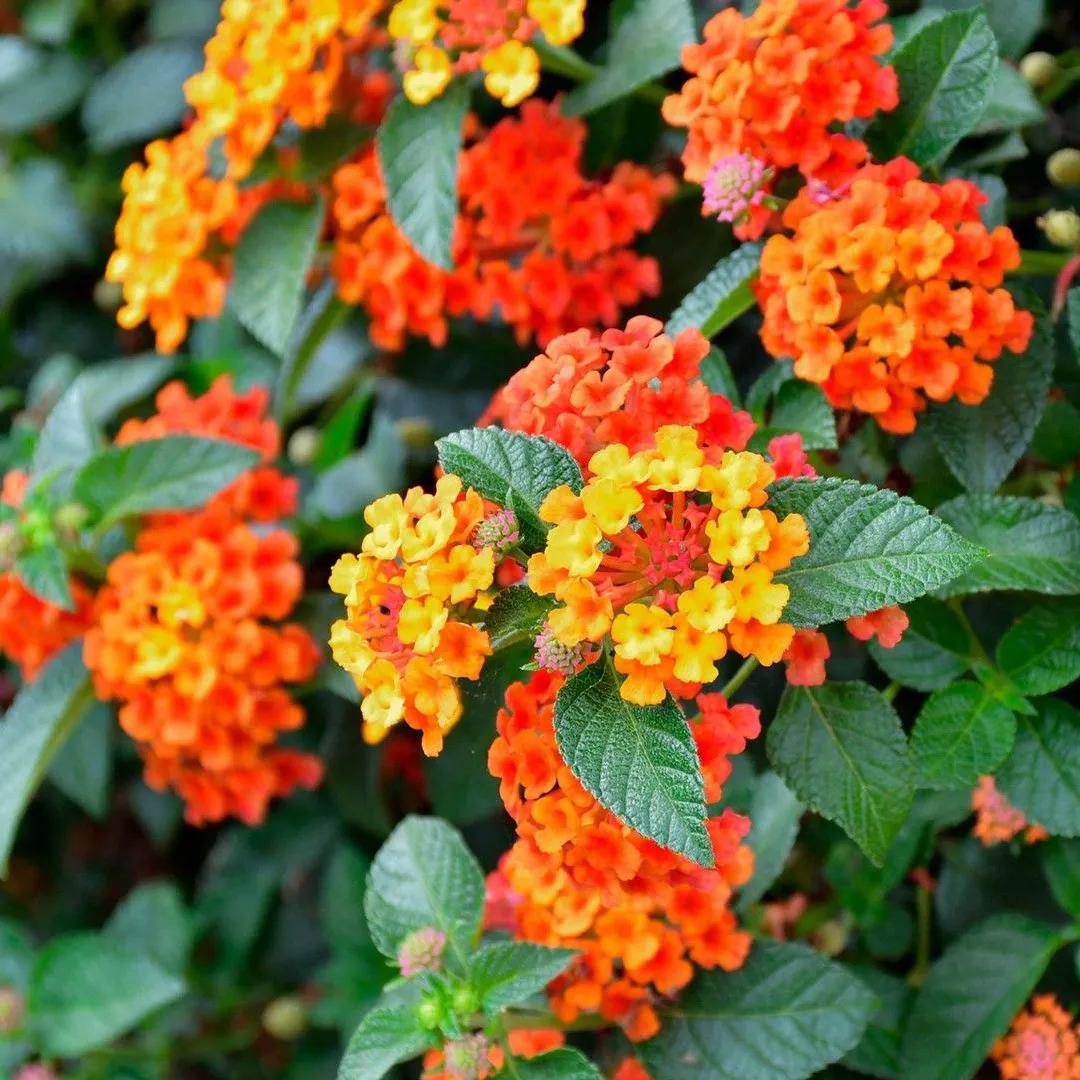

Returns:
641,940,878,1080
377,84,467,269
27,933,185,1057
935,495,1080,595
495,1048,602,1079
554,659,712,866
911,682,1016,790
973,60,1044,135
0,643,93,875
364,816,485,971
666,243,762,339
104,881,192,975
768,477,983,627
867,10,998,165
231,198,325,357
1042,839,1080,919
996,698,1080,838
899,914,1062,1080
14,545,73,611
767,682,914,865
0,51,89,132
74,436,260,527
868,597,972,691
996,602,1080,696
563,0,694,116
48,700,113,819
338,1003,437,1080
82,43,202,150
842,968,914,1080
756,379,837,451
482,585,554,650
436,428,583,552
736,771,803,910
31,380,100,489
469,941,576,1011
927,305,1052,492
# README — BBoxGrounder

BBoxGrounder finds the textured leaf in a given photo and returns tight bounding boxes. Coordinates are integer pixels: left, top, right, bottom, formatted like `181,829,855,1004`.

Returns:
925,0,1043,58
736,771,803,910
31,380,99,481
666,243,762,339
104,881,192,975
554,660,712,866
377,84,467,269
231,198,325,357
69,354,176,422
495,1049,602,1079
996,602,1080,696
0,51,89,132
769,477,983,627
934,495,1080,595
899,915,1062,1080
997,698,1080,838
436,428,583,552
338,1000,435,1080
757,379,837,451
14,546,73,611
868,597,972,691
469,941,576,1011
867,10,998,165
48,701,113,819
27,933,185,1057
767,683,914,865
843,968,914,1080
364,816,485,970
911,683,1016,790
0,644,93,875
74,436,259,527
641,940,877,1080
482,585,555,650
927,307,1053,492
973,60,1044,134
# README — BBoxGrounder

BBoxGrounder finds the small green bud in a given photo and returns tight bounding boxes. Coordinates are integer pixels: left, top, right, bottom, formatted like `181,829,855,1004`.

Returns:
261,995,308,1041
1038,209,1080,250
0,522,21,572
93,279,123,313
54,502,89,536
813,919,850,957
287,426,320,467
0,985,25,1034
397,417,435,450
451,984,480,1018
417,993,445,1030
1047,148,1080,189
1019,51,1057,88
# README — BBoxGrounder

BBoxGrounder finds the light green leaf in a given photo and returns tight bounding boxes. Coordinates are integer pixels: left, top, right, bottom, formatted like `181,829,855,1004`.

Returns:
563,0,694,116
338,1002,435,1080
736,771,803,910
31,380,100,481
934,495,1080,595
973,60,1044,134
0,644,93,875
0,51,89,132
482,585,554,650
911,682,1016,789
554,659,712,866
641,940,878,1080
768,477,983,627
899,914,1062,1080
495,1048,602,1079
469,941,576,1011
22,0,80,44
867,10,998,165
996,602,1080,696
767,682,914,865
868,597,972,692
436,428,583,552
377,84,468,270
0,36,39,86
48,701,113,819
666,244,762,339
14,546,73,611
104,881,192,975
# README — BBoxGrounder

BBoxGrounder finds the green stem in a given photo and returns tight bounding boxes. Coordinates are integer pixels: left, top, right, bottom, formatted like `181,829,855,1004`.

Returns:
945,597,992,666
1015,249,1072,276
908,882,933,987
275,293,350,425
720,656,759,700
882,680,900,703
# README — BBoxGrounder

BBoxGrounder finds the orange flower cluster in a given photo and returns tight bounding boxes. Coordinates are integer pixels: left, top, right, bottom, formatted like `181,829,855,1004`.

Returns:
487,673,756,1041
783,605,909,685
328,475,494,755
991,995,1080,1080
0,575,94,681
332,102,673,350
422,1028,564,1080
662,0,897,225
756,158,1033,433
972,776,1047,847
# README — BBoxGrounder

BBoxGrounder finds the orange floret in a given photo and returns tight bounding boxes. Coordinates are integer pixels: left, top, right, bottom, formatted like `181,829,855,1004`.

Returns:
0,575,94,681
846,605,909,649
756,158,1033,433
991,995,1080,1080
422,1028,565,1079
487,672,756,1041
972,776,1048,847
782,628,830,686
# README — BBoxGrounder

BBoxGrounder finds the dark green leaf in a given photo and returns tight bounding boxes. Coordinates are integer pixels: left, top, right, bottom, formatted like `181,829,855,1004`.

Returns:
495,1048,601,1079
338,995,435,1080
469,941,576,1011
0,159,90,268
0,51,89,132
700,346,739,404
48,701,113,819
767,682,914,865
842,968,914,1080
321,843,373,956
554,659,712,866
757,379,837,451
868,598,972,691
973,61,1044,134
104,881,192,974
377,84,468,269
925,0,1043,58
666,243,762,339
1032,400,1080,466
736,771,803,910
482,585,554,650
14,545,73,611
1042,839,1080,919
1067,288,1080,364
996,602,1080,696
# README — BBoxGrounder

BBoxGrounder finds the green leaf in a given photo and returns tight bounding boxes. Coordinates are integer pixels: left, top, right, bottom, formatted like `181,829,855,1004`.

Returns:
926,306,1053,493
842,968,914,1080
1042,839,1080,919
22,0,80,44
925,0,1044,58
48,700,113,819
31,380,100,481
0,51,89,132
364,816,485,970
666,244,762,339
755,379,837,452
495,1048,602,1079
767,682,914,865
899,914,1062,1080
0,159,90,268
377,84,468,270
563,0,694,116
0,643,93,875
868,597,972,691
700,346,739,404
231,198,325,357
14,546,73,611
338,1002,435,1080
82,43,202,150
70,354,176,423
554,659,712,866
641,940,878,1080
996,602,1080,696
74,436,260,527
321,843,374,955
867,10,998,165
469,941,576,1011
997,697,1080,838
148,0,221,41
911,682,1016,790
482,585,554,650
973,60,1044,134
0,37,39,86
27,933,185,1058
736,771,803,910
104,881,192,975
1068,288,1080,364
1033,400,1080,467
768,477,983,627
436,428,583,553
934,495,1080,595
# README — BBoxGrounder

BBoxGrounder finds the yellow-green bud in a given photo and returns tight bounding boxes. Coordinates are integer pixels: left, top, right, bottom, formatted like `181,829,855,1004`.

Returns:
397,417,435,450
1047,148,1080,189
451,985,480,1018
0,986,24,1034
54,502,89,535
1038,209,1080,250
417,993,445,1030
261,995,307,1041
813,919,850,957
92,279,123,313
1019,51,1057,88
286,426,320,467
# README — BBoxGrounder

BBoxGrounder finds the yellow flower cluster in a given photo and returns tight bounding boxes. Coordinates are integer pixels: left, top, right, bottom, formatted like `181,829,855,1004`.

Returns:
528,426,809,704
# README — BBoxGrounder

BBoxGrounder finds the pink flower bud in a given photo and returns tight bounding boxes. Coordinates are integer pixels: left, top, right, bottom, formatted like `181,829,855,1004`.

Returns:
702,153,769,224
397,926,447,977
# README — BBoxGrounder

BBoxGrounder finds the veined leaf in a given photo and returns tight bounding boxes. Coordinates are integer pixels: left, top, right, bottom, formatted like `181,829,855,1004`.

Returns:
666,243,762,339
482,585,554,650
14,545,73,611
469,941,576,1011
996,601,1080,696
868,597,972,691
338,1000,436,1080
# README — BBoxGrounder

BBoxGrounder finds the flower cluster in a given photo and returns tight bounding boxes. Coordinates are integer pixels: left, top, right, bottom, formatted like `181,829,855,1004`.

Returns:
991,995,1080,1080
972,776,1048,847
528,424,808,704
329,475,494,755
389,0,585,106
0,575,94,681
783,606,909,686
756,158,1034,432
487,673,757,1040
423,1028,564,1080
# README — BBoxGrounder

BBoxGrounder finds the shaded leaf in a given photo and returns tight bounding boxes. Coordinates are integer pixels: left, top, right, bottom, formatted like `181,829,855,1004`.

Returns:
48,701,113,819
495,1048,601,1079
104,881,192,975
469,941,576,1011
337,1002,435,1080
867,597,972,692
736,771,803,910
14,546,73,611
482,585,554,650
666,243,762,339
842,968,914,1080
996,601,1080,696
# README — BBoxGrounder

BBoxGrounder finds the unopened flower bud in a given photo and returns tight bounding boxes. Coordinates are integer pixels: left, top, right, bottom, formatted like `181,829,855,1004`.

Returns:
417,992,445,1030
443,1033,491,1080
398,926,447,977
262,995,308,1040
451,984,479,1017
813,919,850,957
92,278,123,313
702,153,769,224
0,986,25,1034
286,426,320,467
1047,148,1080,189
1038,209,1080,250
397,417,435,450
471,509,520,555
534,621,590,676
15,1066,59,1080
53,502,89,536
1019,51,1057,88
